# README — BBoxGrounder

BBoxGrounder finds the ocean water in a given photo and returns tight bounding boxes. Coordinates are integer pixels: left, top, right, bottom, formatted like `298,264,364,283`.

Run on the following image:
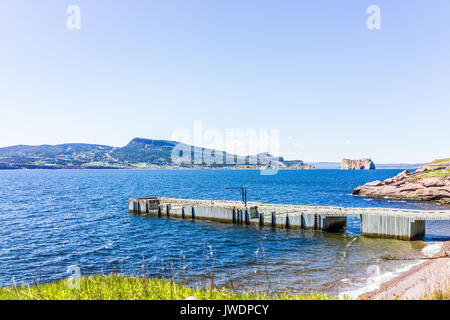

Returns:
0,169,448,296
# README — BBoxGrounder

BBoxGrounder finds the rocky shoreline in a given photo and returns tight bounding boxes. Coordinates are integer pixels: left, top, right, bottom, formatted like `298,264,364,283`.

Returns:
353,159,450,205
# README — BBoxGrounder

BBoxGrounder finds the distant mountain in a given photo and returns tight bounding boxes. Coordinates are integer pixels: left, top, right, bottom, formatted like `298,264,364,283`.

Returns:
374,163,424,170
0,138,314,170
312,162,342,169
0,143,115,169
109,138,180,166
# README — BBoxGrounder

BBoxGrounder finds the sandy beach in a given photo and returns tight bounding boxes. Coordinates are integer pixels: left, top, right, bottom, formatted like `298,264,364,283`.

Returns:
361,241,450,300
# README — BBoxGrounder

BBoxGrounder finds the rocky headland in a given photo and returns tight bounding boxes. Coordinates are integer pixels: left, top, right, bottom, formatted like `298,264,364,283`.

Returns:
342,158,375,170
353,159,450,204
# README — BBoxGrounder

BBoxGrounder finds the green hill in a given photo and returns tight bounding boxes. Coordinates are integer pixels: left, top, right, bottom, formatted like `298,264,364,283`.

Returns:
0,143,114,169
0,138,312,169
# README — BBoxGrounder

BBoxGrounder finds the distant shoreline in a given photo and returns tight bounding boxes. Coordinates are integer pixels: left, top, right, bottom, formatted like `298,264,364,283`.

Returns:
0,167,415,170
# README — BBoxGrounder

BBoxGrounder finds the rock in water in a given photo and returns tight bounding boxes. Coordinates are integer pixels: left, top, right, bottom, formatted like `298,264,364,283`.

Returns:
342,158,376,170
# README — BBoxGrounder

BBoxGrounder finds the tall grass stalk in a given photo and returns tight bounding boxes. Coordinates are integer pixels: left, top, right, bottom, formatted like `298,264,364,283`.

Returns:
0,275,335,300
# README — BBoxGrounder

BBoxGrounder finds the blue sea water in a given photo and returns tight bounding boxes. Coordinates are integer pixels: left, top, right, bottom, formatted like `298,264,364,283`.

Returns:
0,169,448,295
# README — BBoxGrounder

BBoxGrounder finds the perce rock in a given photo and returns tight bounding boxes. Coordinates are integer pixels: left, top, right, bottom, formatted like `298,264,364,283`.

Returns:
353,159,450,204
342,158,375,170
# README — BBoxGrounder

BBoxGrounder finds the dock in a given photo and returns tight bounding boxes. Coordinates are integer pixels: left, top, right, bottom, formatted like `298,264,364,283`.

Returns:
128,197,450,241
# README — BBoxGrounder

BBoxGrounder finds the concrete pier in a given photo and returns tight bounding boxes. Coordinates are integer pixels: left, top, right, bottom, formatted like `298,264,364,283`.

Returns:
128,197,450,241
360,214,426,240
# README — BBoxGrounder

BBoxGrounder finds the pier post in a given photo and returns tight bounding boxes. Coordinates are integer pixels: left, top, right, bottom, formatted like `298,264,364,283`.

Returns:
191,207,195,219
259,213,264,226
166,205,170,217
182,207,185,219
271,212,276,227
158,206,162,217
286,214,290,229
288,215,302,228
245,209,250,225
361,214,426,240
232,209,236,223
302,214,316,229
129,200,135,213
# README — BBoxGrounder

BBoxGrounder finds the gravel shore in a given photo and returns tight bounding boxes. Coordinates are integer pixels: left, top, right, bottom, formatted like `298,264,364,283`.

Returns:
361,241,450,300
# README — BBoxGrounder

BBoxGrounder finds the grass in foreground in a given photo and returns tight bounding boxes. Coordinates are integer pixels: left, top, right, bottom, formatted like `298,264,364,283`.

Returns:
427,281,450,300
0,275,334,300
430,289,450,300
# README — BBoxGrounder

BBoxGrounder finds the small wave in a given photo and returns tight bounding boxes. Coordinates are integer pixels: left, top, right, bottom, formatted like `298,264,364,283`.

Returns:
104,242,114,250
80,242,115,255
422,242,442,257
339,241,443,299
339,260,423,299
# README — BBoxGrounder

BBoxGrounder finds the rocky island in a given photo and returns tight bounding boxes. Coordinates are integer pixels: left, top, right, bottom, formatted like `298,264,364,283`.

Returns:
353,159,450,205
342,158,375,170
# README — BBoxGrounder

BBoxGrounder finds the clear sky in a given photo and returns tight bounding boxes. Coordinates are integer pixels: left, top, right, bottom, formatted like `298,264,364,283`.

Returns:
1,0,449,163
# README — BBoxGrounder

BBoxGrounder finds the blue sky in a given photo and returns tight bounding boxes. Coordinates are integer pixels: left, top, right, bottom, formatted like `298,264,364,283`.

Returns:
0,0,449,163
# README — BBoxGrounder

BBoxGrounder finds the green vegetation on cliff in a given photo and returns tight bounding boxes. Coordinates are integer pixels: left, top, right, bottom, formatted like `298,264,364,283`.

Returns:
420,169,450,179
0,275,332,300
430,158,450,164
410,158,450,179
